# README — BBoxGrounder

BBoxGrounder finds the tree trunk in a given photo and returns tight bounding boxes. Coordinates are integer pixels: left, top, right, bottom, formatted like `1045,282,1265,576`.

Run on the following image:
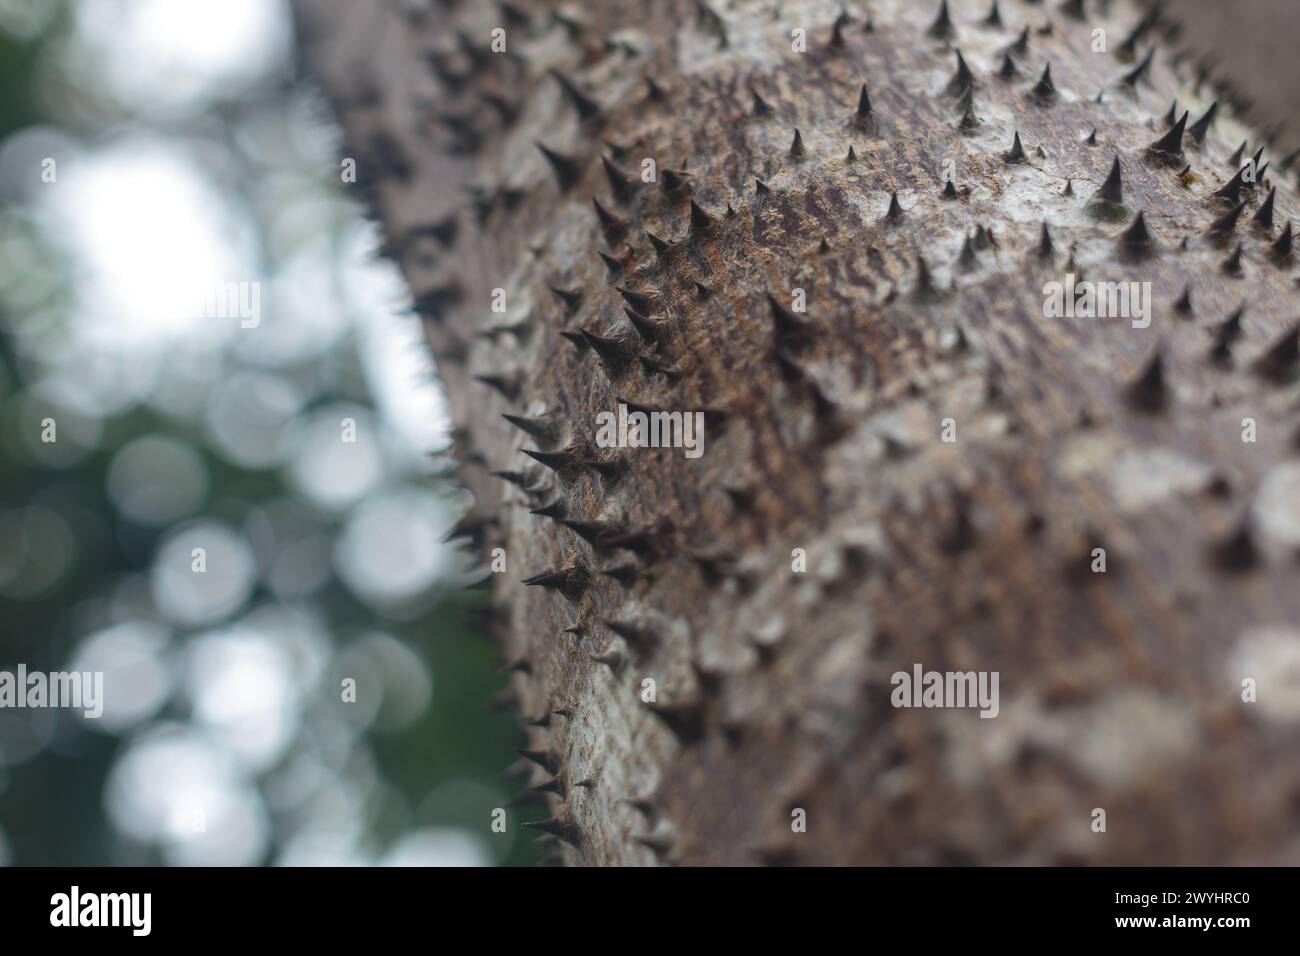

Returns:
294,0,1300,865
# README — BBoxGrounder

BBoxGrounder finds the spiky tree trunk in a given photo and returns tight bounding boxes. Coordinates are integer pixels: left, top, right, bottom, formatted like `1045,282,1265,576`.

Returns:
295,0,1300,865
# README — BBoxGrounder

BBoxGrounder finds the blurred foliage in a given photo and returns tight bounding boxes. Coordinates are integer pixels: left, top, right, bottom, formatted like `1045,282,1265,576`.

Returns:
0,1,538,866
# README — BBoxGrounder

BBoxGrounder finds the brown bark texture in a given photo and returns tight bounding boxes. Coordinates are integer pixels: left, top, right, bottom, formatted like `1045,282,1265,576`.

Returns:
294,0,1300,865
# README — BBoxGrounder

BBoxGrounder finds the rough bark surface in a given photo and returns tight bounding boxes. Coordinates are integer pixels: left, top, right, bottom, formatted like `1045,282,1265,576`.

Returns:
295,0,1300,865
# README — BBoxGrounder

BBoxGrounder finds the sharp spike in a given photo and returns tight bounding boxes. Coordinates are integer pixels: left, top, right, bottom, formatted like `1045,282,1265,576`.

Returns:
522,448,575,471
998,52,1018,78
750,85,773,116
616,286,657,313
948,49,974,95
1214,165,1248,203
1221,242,1244,276
592,198,628,239
1174,286,1193,315
597,250,624,277
1097,155,1124,204
855,83,873,121
521,817,581,846
536,143,583,190
1007,25,1029,57
1032,63,1056,100
1120,209,1153,246
1037,221,1054,260
884,191,904,222
579,328,633,368
983,0,1002,27
1208,199,1248,236
550,69,601,120
1228,140,1247,167
1125,349,1167,412
788,128,805,158
530,499,566,520
1120,47,1154,87
600,155,633,200
1148,110,1188,158
1003,130,1028,164
927,0,955,39
942,178,958,199
689,198,716,234
1188,101,1219,144
1253,187,1276,229
1272,221,1293,258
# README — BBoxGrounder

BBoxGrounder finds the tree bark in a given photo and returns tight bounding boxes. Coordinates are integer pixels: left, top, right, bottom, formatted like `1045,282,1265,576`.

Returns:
294,0,1300,865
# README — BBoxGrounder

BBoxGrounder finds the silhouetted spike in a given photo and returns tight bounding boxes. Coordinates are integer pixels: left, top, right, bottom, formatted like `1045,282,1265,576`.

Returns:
846,144,857,161
1208,199,1247,235
1221,243,1244,276
1248,146,1265,180
474,374,520,400
1188,101,1218,143
788,128,805,158
927,0,955,39
1228,140,1247,166
623,307,662,342
537,143,583,190
550,69,601,120
998,52,1018,78
767,293,815,341
1119,210,1153,248
1125,349,1166,411
1118,8,1157,58
516,748,559,774
755,178,771,195
1148,110,1188,157
958,233,977,270
983,0,1002,27
1062,178,1074,196
689,198,716,233
521,817,581,846
914,254,940,300
959,99,979,131
1007,25,1029,57
1003,130,1028,164
523,448,574,471
645,230,674,256
884,191,904,222
1162,100,1178,126
948,49,974,95
1273,222,1294,258
592,198,628,239
530,499,566,520
1254,188,1276,229
598,251,624,277
559,518,613,545
551,285,583,312
1253,325,1299,381
855,84,873,120
523,570,571,590
693,280,714,298
558,330,587,349
829,9,851,48
750,85,773,116
1037,222,1054,259
602,616,659,649
1098,155,1124,204
1174,286,1193,315
942,178,958,199
661,167,690,193
1032,63,1056,99
1120,47,1154,86
1083,127,1098,146
579,328,632,368
600,155,633,200
1214,165,1248,203
617,286,656,313
531,775,563,795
